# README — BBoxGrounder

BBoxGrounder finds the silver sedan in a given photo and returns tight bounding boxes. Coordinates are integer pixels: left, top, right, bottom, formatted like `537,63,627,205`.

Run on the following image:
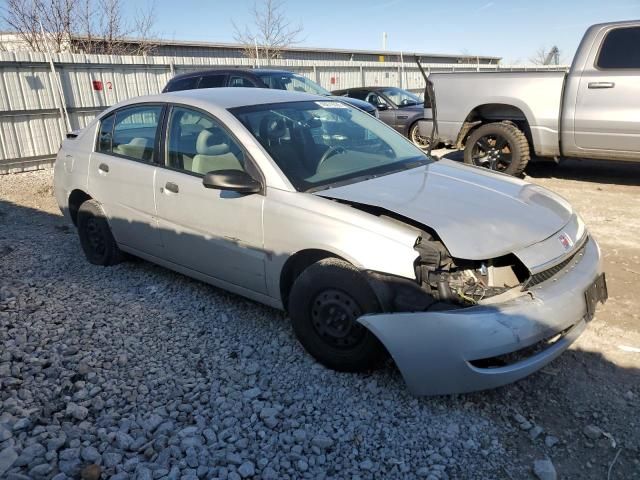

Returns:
53,88,607,395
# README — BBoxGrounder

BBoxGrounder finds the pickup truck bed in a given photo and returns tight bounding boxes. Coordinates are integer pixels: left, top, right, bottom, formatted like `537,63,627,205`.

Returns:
420,20,640,175
427,71,566,158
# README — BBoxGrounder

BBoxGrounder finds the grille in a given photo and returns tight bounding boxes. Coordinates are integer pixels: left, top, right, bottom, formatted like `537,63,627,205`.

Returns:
523,238,588,289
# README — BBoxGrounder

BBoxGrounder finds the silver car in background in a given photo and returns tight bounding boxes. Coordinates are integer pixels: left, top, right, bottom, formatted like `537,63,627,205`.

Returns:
53,88,607,395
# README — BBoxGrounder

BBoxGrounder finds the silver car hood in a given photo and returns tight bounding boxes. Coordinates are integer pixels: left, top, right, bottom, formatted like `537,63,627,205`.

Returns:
316,159,574,261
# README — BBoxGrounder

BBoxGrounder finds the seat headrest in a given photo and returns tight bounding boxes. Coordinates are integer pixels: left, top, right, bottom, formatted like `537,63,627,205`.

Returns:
129,137,148,147
259,116,288,142
196,130,230,156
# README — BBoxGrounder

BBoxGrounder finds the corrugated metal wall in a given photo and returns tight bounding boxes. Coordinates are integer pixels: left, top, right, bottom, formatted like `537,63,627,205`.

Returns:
0,50,568,173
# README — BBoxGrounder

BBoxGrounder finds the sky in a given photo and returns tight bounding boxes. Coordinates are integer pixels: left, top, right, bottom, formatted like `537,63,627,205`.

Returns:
135,0,640,64
5,0,640,63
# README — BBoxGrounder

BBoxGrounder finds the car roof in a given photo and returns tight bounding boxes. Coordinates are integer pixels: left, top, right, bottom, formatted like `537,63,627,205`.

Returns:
168,68,298,81
168,68,255,81
111,87,327,112
338,87,395,92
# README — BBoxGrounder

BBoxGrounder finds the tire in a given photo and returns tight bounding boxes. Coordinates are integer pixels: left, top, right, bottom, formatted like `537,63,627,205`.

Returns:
288,258,386,372
464,121,530,176
409,122,432,151
77,199,123,266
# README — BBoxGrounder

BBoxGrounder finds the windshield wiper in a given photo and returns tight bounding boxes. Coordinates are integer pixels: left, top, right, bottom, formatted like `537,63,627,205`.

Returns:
306,157,429,193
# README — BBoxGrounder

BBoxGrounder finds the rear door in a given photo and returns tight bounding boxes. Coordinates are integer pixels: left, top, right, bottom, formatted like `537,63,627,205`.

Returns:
573,26,640,155
88,104,165,256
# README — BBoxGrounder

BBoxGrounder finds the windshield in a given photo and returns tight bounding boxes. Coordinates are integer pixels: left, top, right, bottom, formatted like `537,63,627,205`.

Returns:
256,72,331,96
379,87,422,107
231,101,431,192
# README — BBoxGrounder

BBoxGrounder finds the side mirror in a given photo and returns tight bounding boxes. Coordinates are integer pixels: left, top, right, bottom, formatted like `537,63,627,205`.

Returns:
202,170,262,194
376,103,389,111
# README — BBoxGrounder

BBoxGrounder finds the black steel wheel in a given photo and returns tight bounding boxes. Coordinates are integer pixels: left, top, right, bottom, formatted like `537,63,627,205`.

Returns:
464,122,530,176
77,199,123,266
310,289,366,349
288,258,386,372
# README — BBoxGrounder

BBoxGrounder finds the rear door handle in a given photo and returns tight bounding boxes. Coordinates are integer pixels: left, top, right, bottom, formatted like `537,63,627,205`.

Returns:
588,82,615,89
98,163,109,173
164,182,179,194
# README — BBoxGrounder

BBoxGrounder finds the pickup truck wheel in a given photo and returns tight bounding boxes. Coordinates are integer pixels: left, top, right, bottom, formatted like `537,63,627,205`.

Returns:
288,258,386,372
464,122,530,176
77,199,124,266
409,122,431,151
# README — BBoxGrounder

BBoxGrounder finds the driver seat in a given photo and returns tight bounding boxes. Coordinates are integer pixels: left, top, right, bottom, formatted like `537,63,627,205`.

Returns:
258,116,312,177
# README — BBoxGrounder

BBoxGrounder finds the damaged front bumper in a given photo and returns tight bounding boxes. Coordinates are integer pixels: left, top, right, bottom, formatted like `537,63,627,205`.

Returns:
358,236,604,396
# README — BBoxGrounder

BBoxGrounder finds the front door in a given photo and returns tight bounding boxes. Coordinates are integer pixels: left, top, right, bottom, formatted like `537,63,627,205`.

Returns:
88,104,164,256
155,106,267,293
573,26,640,155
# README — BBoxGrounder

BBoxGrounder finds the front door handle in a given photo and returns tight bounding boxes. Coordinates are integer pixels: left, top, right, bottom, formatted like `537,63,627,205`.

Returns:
588,82,615,89
98,163,109,173
164,182,179,194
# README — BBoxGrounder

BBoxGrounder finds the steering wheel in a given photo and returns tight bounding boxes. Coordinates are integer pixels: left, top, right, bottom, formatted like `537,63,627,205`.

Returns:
400,99,411,106
317,146,346,170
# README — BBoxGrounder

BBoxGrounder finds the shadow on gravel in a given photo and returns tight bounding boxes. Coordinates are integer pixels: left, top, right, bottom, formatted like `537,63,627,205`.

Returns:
435,148,640,187
525,158,640,187
1,196,639,480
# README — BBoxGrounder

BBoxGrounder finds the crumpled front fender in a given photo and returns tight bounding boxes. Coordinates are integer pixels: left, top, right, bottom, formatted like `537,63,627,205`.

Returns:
358,236,602,396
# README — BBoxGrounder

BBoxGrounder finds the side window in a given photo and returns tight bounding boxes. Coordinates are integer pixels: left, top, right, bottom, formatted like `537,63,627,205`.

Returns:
597,27,640,69
199,74,227,88
110,105,163,162
348,90,369,101
365,92,387,107
229,75,256,88
166,76,198,92
97,113,115,153
166,106,247,176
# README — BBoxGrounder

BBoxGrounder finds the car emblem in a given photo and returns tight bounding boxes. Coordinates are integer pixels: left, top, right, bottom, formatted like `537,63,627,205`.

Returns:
558,233,574,251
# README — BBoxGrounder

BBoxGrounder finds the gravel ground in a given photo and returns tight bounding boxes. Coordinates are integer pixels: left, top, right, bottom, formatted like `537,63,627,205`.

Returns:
0,163,639,480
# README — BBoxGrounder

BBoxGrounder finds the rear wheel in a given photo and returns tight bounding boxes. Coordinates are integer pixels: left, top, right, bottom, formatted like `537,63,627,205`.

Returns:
464,122,530,176
77,199,123,266
288,258,386,372
409,122,432,151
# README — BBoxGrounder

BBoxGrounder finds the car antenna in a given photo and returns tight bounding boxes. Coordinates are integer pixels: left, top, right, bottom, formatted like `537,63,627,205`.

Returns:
415,57,439,159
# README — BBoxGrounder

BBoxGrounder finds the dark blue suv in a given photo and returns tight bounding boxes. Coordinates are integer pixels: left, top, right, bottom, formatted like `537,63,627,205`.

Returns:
162,68,378,117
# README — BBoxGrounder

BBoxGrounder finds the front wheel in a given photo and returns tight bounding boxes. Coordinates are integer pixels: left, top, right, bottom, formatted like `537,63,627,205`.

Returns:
409,122,432,151
288,258,386,372
464,122,530,176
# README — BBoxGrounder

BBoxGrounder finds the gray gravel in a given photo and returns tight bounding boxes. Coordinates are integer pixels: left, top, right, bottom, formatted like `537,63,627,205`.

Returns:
0,171,507,479
1,169,638,479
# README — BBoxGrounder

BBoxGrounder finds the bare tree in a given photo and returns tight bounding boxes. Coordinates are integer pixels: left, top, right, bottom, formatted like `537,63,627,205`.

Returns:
74,0,96,53
530,46,561,65
1,0,158,55
1,0,75,52
233,0,303,64
129,1,158,56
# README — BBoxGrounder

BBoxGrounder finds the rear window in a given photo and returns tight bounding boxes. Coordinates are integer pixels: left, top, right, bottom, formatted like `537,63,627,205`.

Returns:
97,113,115,152
345,90,369,101
199,74,227,88
97,105,163,162
597,27,640,69
165,76,198,92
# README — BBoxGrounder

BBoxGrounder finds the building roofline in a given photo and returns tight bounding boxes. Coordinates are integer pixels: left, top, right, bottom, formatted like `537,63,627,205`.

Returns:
69,34,502,61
